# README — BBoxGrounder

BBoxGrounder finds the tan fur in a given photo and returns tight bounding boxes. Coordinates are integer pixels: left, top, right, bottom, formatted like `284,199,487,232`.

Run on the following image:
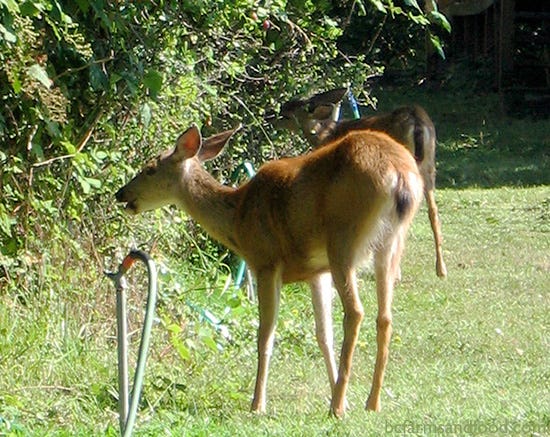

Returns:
276,89,447,278
116,125,423,417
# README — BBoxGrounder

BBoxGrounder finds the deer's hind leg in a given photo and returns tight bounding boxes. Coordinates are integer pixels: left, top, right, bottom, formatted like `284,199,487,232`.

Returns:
422,164,447,278
327,231,366,418
425,188,447,278
366,229,403,412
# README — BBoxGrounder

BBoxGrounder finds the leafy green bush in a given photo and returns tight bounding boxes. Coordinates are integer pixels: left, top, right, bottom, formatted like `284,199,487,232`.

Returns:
0,0,443,311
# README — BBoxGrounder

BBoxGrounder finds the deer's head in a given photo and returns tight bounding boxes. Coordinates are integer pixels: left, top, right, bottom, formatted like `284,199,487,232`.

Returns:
268,88,348,146
116,125,239,214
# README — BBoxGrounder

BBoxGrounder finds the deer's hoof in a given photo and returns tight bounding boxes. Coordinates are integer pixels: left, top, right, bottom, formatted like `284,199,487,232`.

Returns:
365,396,381,413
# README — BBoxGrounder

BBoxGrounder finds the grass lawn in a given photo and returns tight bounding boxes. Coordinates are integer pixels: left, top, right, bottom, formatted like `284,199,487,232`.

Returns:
1,89,549,435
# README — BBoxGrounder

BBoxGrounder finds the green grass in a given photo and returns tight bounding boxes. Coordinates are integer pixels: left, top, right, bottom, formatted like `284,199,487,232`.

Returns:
1,89,549,436
3,187,547,436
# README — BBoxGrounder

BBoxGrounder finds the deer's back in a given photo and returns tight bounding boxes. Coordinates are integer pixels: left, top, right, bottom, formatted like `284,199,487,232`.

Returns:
234,130,421,283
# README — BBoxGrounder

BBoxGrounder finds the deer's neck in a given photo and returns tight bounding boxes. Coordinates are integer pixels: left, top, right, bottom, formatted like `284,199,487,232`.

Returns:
179,160,241,255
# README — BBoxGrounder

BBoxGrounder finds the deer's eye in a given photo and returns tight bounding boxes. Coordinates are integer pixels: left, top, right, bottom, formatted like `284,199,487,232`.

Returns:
145,166,156,176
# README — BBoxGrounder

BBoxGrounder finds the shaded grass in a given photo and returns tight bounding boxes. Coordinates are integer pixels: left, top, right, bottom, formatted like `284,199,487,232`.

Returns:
372,87,550,188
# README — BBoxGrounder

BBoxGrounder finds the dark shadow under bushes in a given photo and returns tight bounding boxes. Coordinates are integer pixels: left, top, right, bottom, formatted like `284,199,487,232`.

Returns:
365,84,550,189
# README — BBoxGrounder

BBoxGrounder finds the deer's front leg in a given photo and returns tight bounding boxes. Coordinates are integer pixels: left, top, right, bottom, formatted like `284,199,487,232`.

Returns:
251,268,281,413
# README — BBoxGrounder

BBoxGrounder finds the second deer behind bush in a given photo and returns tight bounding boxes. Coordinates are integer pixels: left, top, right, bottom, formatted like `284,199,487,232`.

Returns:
272,88,447,278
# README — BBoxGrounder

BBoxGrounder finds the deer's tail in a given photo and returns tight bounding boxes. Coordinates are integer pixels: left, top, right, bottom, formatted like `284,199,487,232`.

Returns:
394,170,423,222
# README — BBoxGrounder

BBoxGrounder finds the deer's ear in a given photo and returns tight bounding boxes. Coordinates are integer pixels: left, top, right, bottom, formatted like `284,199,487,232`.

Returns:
309,88,347,106
174,125,202,160
199,124,242,162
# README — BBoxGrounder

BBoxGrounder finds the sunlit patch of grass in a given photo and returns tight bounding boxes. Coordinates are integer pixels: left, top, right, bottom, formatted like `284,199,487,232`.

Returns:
1,188,548,436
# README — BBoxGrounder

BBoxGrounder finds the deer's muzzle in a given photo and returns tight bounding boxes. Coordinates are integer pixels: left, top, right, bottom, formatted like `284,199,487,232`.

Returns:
115,187,138,214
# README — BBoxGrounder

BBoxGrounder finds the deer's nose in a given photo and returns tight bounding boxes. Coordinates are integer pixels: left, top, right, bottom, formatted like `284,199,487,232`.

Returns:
115,187,125,202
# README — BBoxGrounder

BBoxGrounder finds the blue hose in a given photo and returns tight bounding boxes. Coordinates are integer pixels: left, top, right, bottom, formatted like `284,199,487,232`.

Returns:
347,90,361,120
230,162,256,294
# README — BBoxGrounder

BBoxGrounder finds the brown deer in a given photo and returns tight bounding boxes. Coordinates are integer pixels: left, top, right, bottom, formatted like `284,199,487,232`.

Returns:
116,124,423,417
272,88,447,279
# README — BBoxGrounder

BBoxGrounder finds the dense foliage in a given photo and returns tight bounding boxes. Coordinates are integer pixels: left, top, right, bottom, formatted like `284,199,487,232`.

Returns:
1,0,447,294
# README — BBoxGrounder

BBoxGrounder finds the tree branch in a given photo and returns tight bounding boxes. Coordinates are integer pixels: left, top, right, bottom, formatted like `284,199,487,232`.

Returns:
51,56,114,82
32,108,104,168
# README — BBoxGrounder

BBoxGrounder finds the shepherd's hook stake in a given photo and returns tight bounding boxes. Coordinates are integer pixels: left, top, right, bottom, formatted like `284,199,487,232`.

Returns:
105,249,158,437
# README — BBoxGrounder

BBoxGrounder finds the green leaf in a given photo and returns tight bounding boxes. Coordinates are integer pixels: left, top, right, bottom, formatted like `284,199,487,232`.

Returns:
140,103,152,128
404,0,423,13
370,0,387,14
27,64,52,88
143,70,163,97
11,73,22,93
429,34,446,59
0,0,20,14
174,341,190,361
74,0,89,13
53,0,73,24
0,23,17,43
85,177,102,189
89,64,108,91
45,119,61,138
94,150,108,160
109,72,122,87
166,323,182,334
201,335,219,352
0,205,15,237
19,1,42,17
430,10,452,33
31,142,44,160
79,177,90,194
62,140,76,154
389,5,404,16
356,1,367,16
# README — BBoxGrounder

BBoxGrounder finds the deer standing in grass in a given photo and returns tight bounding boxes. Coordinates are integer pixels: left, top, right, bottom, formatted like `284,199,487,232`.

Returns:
116,124,423,417
273,88,447,278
